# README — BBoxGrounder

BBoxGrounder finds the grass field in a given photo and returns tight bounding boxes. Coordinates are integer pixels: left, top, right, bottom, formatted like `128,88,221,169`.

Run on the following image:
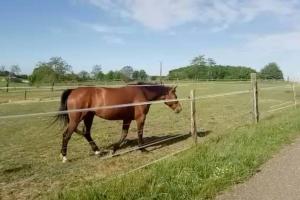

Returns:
0,80,124,103
55,107,300,200
0,80,299,199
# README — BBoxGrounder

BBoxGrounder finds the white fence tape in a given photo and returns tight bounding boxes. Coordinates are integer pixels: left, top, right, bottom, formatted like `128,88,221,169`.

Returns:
0,85,293,120
0,98,189,119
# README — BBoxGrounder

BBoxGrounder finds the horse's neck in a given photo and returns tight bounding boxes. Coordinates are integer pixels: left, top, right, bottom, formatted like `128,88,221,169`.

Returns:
142,86,166,101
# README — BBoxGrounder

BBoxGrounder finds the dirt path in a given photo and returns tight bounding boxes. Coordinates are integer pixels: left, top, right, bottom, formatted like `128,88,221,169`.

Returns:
217,137,300,200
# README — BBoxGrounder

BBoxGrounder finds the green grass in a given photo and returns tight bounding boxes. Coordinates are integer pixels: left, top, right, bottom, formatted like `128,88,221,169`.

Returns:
0,80,299,199
54,108,300,200
0,80,125,103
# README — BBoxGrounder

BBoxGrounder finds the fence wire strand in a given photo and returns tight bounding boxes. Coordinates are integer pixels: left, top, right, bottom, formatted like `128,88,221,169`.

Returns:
1,81,297,199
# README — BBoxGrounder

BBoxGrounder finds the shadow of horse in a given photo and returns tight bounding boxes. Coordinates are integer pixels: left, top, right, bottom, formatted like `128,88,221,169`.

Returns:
197,129,211,137
104,129,211,154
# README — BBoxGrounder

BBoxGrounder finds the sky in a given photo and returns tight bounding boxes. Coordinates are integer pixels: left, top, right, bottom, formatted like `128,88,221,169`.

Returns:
0,0,300,77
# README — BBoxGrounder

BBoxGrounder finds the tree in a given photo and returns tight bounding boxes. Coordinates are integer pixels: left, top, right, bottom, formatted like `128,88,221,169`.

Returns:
260,62,284,80
48,57,72,78
168,64,256,80
151,76,157,81
78,70,90,81
91,65,104,80
0,65,5,72
0,65,9,76
106,70,115,80
29,63,57,84
191,55,206,66
120,66,134,82
207,58,216,66
139,70,148,80
29,57,72,83
120,66,134,78
64,73,79,82
132,70,140,80
10,64,21,75
113,71,122,80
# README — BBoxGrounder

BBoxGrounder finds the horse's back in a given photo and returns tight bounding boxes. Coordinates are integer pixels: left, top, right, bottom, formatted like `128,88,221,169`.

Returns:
98,86,145,105
67,86,147,120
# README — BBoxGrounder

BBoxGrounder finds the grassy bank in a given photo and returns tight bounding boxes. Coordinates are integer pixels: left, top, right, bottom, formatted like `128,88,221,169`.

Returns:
0,81,297,199
54,108,300,200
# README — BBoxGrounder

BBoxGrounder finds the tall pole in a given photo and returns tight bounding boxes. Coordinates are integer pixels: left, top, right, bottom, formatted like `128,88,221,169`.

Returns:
160,61,162,84
51,81,55,92
6,79,9,92
6,74,10,92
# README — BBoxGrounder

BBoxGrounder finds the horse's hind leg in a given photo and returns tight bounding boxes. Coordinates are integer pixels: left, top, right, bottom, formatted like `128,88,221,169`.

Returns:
136,116,147,152
83,113,100,155
61,120,79,163
112,119,132,153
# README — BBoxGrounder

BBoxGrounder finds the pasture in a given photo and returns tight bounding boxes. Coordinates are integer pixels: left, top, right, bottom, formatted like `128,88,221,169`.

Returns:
0,80,298,199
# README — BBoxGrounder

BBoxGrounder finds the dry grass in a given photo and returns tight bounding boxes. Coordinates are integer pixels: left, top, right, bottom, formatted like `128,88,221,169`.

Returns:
0,80,297,199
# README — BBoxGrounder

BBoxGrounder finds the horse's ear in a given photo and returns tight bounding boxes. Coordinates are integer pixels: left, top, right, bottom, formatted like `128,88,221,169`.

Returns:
170,85,177,92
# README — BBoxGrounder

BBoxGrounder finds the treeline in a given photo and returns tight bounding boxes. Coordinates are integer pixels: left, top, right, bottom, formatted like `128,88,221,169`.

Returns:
169,55,284,80
0,64,28,82
28,57,149,84
169,65,256,80
1,55,285,85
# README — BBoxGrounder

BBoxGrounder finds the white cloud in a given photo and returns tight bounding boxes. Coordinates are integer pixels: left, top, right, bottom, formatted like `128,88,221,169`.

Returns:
245,31,300,53
204,31,300,78
102,35,125,44
80,0,300,31
84,0,116,10
48,27,63,34
87,24,133,34
219,31,300,61
127,0,199,31
71,20,129,44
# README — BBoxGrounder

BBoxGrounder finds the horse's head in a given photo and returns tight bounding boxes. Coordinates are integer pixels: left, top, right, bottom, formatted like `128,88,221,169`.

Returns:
164,86,182,113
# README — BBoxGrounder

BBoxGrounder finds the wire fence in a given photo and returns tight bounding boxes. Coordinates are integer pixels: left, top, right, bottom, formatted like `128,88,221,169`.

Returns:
0,77,299,199
0,79,292,103
0,83,188,103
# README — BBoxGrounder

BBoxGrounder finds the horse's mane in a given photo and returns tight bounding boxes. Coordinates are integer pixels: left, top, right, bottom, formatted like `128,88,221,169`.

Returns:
127,81,171,90
127,81,160,86
126,82,173,100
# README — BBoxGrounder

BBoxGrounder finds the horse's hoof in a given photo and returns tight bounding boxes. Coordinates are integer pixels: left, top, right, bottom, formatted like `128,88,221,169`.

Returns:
109,149,116,156
140,148,149,153
62,156,68,163
60,154,68,163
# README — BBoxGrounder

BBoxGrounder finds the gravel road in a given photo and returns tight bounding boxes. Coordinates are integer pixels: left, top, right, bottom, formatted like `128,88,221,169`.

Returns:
217,137,300,200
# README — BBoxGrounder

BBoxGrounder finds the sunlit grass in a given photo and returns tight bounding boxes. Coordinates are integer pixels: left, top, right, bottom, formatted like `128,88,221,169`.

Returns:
55,108,300,200
0,81,298,199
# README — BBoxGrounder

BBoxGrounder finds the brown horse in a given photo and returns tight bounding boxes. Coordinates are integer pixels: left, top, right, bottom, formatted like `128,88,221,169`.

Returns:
55,83,182,162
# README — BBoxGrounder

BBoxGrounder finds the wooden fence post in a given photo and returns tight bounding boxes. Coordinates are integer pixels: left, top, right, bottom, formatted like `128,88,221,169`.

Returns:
292,82,297,109
51,82,54,92
251,73,259,123
24,90,27,100
6,80,9,92
190,89,197,144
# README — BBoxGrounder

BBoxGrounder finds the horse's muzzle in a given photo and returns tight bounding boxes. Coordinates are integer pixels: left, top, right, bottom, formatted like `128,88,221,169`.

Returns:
174,104,182,113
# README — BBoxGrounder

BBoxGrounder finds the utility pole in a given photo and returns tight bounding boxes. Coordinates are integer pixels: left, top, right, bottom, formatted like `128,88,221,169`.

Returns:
160,61,163,84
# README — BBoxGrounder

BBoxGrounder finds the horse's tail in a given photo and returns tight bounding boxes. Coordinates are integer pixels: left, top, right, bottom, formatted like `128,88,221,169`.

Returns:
53,89,73,126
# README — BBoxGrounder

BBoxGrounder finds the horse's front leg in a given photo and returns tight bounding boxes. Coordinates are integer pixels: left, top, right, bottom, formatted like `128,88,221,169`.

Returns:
136,116,147,151
83,113,101,155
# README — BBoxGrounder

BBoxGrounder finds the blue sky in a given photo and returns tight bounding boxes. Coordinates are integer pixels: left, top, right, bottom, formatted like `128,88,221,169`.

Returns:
1,0,300,78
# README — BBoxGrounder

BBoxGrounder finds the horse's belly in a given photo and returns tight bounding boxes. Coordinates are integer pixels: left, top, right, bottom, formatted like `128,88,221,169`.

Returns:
95,107,135,120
